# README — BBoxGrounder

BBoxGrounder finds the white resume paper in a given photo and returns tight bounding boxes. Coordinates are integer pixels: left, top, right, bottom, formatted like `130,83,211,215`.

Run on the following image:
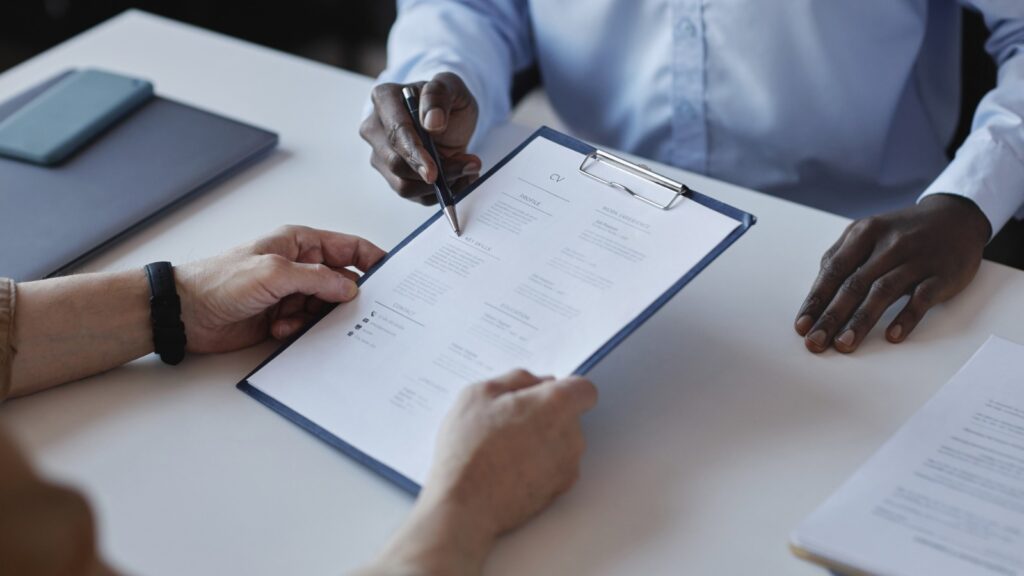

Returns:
793,336,1024,576
246,136,742,485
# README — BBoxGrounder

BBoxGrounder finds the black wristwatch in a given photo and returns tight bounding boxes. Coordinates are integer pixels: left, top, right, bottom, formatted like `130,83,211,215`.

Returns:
144,262,187,365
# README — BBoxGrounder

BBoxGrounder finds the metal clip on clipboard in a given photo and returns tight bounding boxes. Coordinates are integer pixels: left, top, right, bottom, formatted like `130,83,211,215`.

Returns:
579,149,692,210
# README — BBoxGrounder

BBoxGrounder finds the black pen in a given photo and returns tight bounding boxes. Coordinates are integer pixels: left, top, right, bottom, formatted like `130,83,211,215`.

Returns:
402,86,462,236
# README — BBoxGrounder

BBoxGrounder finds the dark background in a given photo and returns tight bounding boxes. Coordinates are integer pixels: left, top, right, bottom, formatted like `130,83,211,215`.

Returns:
0,3,998,152
0,2,397,77
1,3,1018,263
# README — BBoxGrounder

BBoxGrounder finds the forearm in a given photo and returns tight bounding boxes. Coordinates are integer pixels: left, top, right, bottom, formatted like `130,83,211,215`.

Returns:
10,269,153,397
920,10,1024,236
354,492,493,576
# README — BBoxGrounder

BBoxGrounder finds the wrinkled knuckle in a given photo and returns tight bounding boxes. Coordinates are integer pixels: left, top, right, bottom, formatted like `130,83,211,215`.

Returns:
914,285,938,308
260,253,289,273
852,217,881,237
820,244,839,265
819,251,833,269
843,219,861,235
820,256,846,281
371,83,395,104
871,276,898,299
840,274,868,297
270,224,293,237
279,224,306,236
385,123,402,147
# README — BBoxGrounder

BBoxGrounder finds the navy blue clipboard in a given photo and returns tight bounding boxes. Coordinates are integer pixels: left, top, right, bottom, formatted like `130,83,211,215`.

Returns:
237,126,756,495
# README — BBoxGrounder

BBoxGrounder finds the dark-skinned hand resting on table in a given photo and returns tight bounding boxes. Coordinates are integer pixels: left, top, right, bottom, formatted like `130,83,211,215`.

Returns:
794,194,991,354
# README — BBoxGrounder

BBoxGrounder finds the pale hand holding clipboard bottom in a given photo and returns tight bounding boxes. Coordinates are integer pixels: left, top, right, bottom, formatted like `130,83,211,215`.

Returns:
238,127,755,493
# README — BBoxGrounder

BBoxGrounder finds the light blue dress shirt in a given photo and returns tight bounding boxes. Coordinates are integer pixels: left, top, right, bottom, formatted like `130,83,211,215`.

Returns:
376,0,1024,232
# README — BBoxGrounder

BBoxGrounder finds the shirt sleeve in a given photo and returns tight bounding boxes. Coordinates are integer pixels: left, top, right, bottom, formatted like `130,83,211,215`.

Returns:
921,4,1024,237
371,0,535,147
0,278,14,403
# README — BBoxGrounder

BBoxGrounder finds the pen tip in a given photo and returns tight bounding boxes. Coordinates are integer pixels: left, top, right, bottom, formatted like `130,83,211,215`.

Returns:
443,205,461,237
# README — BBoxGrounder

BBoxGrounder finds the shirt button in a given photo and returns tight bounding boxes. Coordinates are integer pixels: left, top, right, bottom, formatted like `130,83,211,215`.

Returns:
676,100,695,119
678,18,696,37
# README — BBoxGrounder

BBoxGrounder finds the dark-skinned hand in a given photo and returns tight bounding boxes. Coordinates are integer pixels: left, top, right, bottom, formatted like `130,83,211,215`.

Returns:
359,72,481,205
795,194,991,354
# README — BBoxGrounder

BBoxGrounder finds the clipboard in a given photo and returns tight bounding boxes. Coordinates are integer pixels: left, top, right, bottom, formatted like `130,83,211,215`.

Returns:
237,126,756,494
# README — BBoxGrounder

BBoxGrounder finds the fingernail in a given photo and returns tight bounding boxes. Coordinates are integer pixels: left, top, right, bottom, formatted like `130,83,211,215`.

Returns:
342,280,359,299
795,315,813,334
273,321,295,340
836,329,855,348
888,324,903,341
417,165,431,182
807,330,827,349
424,109,444,130
464,161,481,175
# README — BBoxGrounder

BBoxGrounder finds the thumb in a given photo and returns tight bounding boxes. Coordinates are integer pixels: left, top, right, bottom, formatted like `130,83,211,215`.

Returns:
420,72,466,133
267,260,359,303
536,376,599,415
482,369,549,396
443,153,483,180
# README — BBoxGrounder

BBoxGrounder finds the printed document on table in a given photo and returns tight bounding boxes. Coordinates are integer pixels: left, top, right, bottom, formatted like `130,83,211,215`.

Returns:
246,135,742,486
792,335,1024,576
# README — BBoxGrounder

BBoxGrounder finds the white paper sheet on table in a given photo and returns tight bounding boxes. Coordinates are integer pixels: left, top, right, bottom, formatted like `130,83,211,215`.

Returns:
793,335,1024,576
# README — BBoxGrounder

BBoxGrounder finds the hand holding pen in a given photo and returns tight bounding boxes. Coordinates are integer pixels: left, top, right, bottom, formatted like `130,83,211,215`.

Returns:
360,72,482,211
402,85,463,235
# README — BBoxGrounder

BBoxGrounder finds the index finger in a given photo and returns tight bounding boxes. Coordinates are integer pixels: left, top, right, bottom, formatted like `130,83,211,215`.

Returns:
795,225,873,335
371,83,437,183
536,376,598,414
315,231,387,272
259,226,387,273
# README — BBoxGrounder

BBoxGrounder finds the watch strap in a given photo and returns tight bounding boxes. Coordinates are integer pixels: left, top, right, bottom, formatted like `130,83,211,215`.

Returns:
144,261,186,365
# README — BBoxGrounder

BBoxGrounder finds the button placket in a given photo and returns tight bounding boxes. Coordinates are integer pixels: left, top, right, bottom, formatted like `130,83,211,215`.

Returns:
671,0,707,172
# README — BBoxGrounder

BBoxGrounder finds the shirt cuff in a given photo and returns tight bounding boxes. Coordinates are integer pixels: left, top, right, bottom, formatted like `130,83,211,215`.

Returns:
920,133,1024,240
0,278,15,403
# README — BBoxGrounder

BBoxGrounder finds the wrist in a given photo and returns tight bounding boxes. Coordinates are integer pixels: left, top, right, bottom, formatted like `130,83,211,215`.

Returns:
379,490,495,576
171,262,200,352
144,262,186,365
921,193,992,244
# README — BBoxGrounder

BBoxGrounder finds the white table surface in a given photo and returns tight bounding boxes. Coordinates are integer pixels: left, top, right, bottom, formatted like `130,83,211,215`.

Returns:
3,10,1024,576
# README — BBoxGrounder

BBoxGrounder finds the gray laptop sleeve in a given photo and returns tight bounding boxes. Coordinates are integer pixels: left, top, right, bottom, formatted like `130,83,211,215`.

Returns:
0,70,278,281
